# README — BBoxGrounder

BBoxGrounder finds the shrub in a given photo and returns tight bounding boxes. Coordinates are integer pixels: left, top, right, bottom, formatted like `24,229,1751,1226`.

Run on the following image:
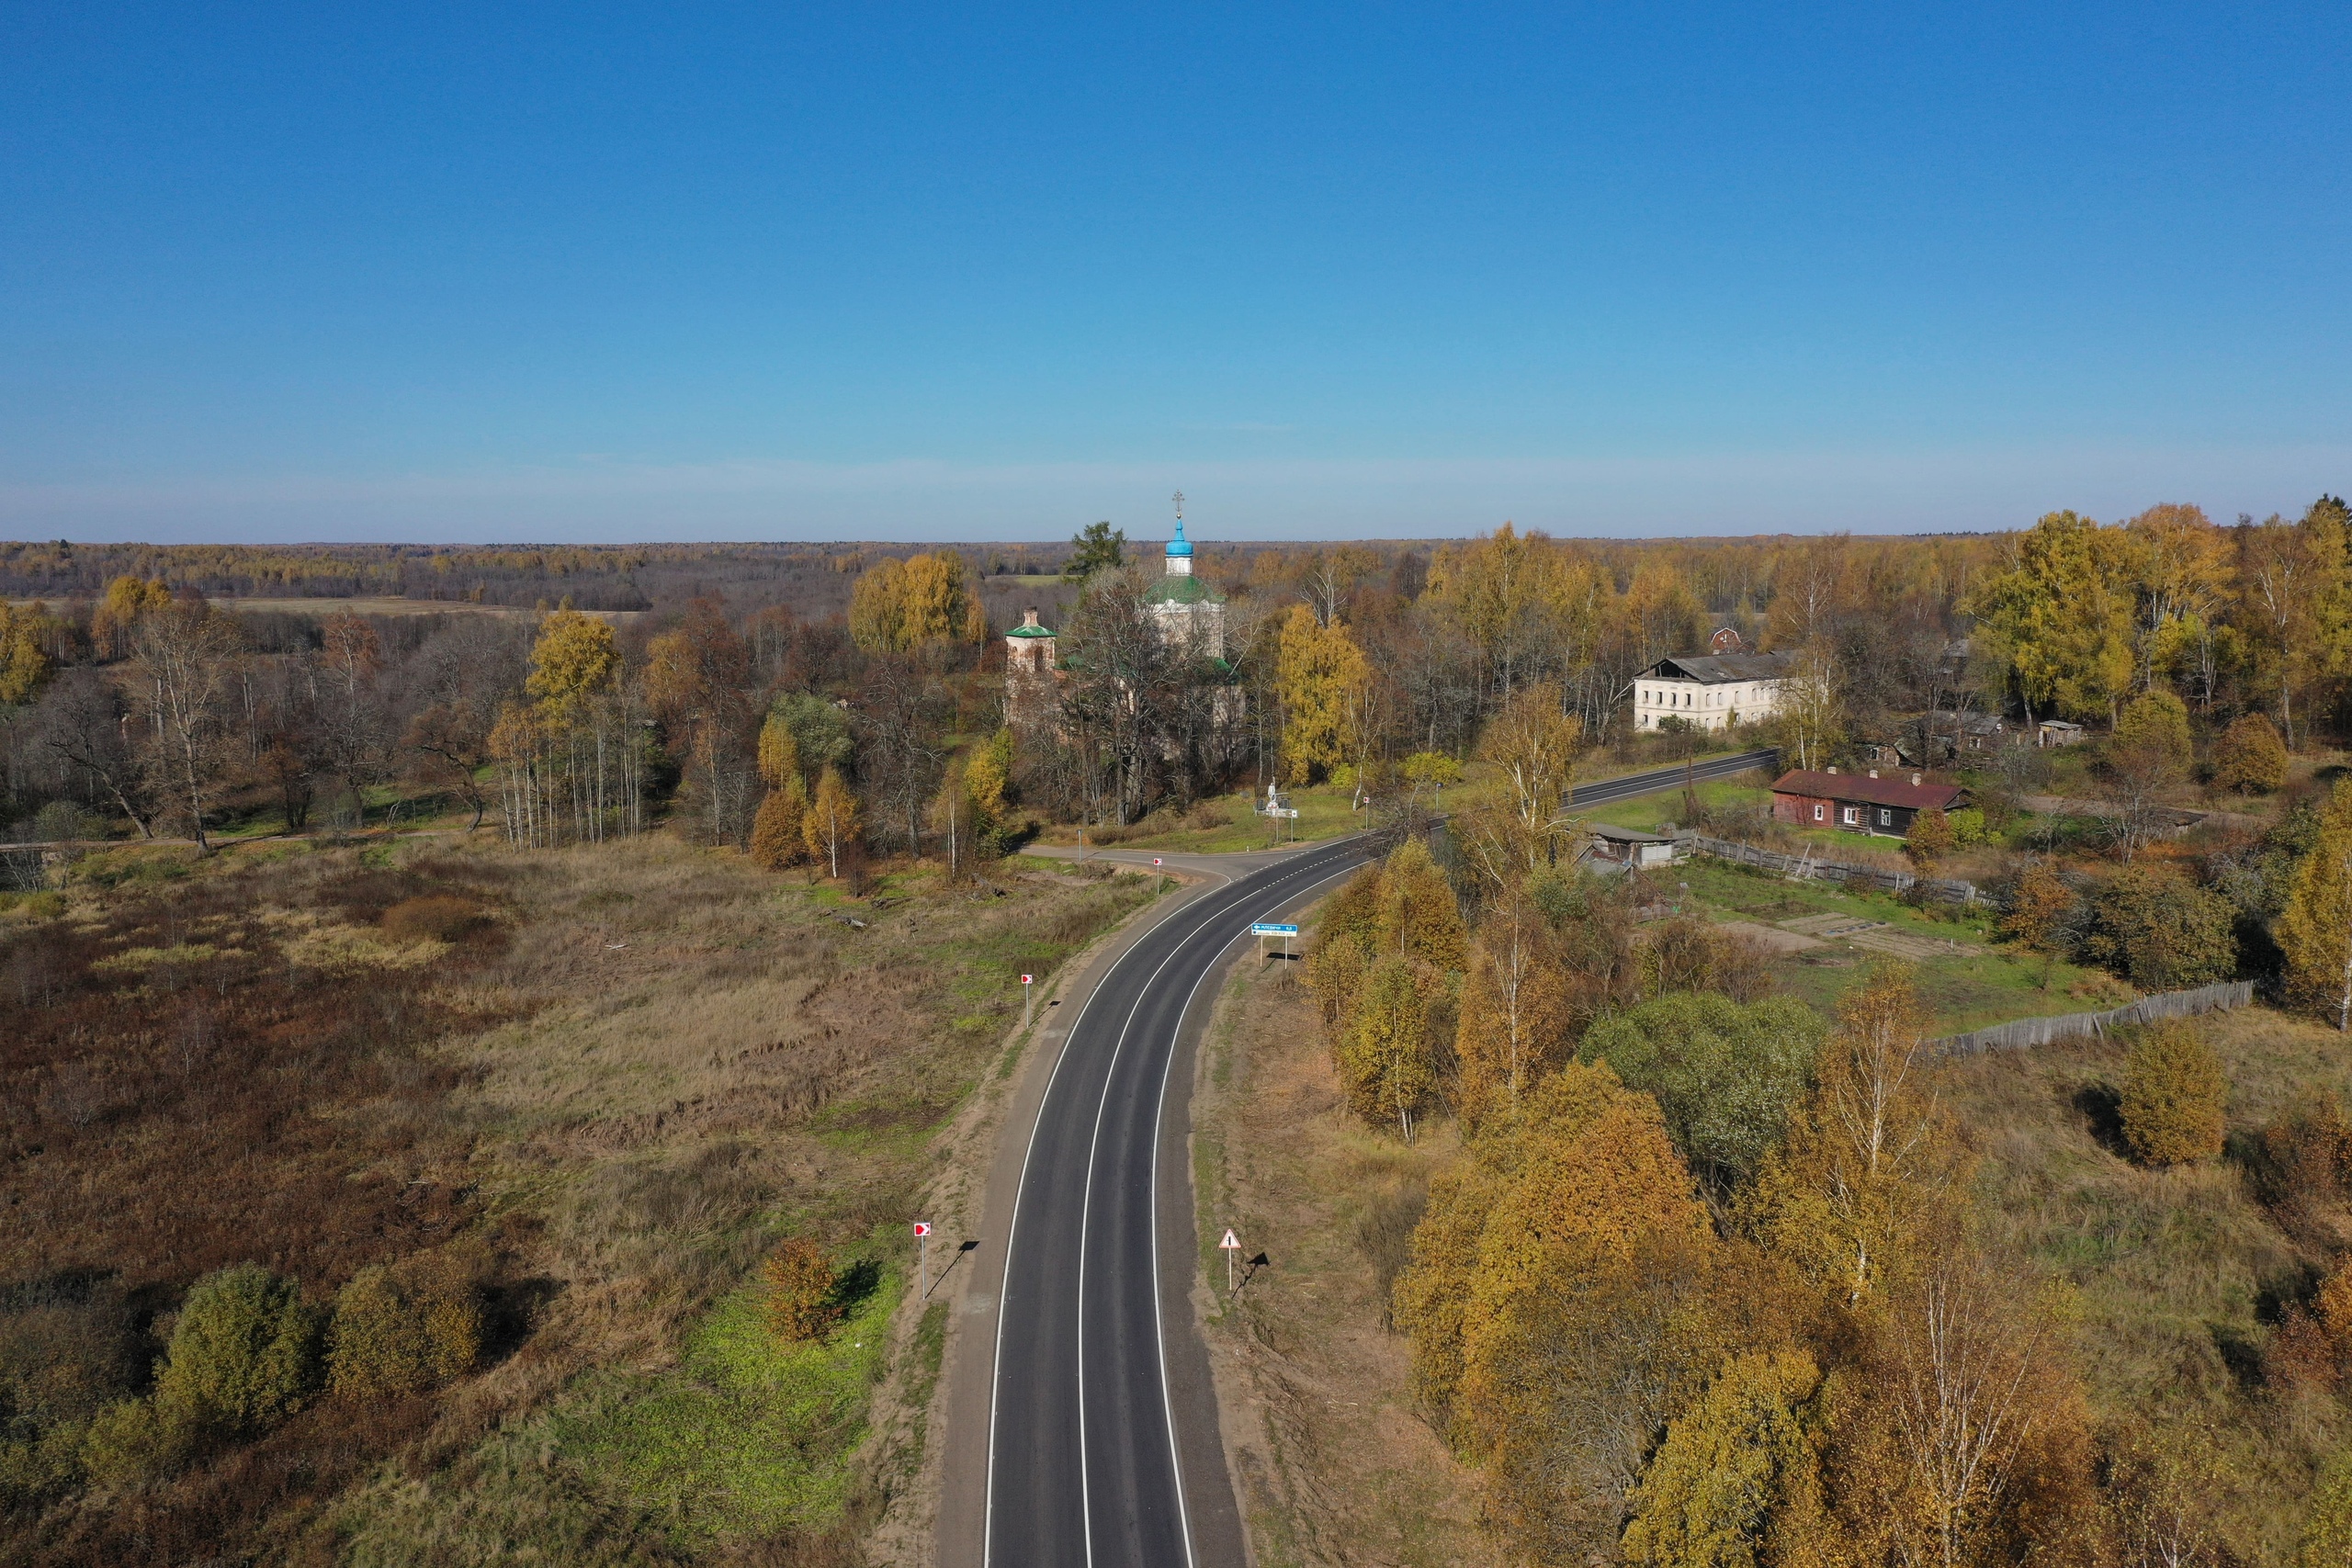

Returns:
2257,1088,2352,1210
379,895,487,943
2317,1261,2352,1356
78,1396,197,1484
2304,1444,2352,1568
2085,864,2236,990
153,1263,320,1435
2117,1021,2226,1167
2212,713,2289,794
764,1239,842,1343
327,1250,483,1400
1946,806,1986,845
1905,807,1956,866
2114,691,2193,772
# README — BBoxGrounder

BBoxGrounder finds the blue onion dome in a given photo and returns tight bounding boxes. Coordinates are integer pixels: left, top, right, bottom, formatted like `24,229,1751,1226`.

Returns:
1167,519,1193,558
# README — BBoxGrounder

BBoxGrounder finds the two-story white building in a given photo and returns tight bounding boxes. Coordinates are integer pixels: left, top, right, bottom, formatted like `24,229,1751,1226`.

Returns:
1632,651,1792,732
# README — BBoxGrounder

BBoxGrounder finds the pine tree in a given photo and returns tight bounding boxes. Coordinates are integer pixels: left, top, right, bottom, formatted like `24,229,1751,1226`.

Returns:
2118,1021,2227,1166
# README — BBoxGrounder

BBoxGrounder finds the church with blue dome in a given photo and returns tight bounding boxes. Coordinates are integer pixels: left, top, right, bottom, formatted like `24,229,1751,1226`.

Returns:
1141,514,1226,660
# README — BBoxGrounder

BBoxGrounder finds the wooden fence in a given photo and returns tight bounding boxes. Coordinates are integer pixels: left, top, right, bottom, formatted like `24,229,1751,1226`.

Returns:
1681,832,1982,906
1931,980,2256,1056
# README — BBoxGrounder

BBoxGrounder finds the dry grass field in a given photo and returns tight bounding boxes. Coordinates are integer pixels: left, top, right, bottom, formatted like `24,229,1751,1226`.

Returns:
0,833,1155,1565
1189,950,1501,1568
1946,1004,2352,1565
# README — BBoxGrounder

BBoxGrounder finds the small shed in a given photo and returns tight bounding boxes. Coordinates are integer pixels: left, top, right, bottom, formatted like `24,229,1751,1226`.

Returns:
1770,767,1966,839
2038,719,2086,749
1584,823,1680,867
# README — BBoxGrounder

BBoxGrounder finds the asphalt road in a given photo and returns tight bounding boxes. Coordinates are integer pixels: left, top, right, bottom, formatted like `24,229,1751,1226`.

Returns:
1563,746,1781,808
986,835,1374,1568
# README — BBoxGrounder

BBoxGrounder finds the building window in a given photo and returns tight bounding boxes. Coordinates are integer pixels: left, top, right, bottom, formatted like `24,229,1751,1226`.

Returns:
1879,808,1893,827
1841,807,1859,826
1812,804,1824,822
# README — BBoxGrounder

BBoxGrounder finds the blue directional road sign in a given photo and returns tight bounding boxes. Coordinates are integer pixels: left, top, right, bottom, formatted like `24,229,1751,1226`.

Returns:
1250,923,1299,936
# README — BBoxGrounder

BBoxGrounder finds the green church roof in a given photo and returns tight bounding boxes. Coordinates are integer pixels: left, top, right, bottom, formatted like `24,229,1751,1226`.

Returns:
1005,624,1055,637
1142,574,1220,606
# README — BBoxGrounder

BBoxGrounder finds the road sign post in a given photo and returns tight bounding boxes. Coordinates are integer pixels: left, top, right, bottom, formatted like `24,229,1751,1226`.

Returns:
1218,1227,1241,1293
1250,922,1298,967
914,1220,932,1297
1021,973,1034,1029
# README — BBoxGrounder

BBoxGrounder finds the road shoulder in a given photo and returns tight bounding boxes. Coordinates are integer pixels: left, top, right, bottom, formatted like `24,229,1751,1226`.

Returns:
1184,911,1501,1568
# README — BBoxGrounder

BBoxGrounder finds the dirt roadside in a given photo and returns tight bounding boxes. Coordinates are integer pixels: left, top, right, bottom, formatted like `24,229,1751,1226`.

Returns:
1186,922,1499,1568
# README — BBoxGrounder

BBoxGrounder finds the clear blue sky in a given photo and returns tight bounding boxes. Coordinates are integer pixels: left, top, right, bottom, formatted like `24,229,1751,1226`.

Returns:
4,4,2346,544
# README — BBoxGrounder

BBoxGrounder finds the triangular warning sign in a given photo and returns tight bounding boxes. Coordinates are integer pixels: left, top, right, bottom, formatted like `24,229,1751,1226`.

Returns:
1219,1228,1240,1249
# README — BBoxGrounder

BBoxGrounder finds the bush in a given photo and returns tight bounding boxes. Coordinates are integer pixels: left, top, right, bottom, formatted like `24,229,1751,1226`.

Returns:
1905,807,1956,866
2114,691,2193,772
31,800,93,842
1579,993,1825,1189
78,1395,197,1484
327,1250,483,1400
379,895,487,943
2117,1021,2226,1167
2212,712,2289,795
1947,806,1986,845
2085,864,2236,990
764,1239,842,1343
2304,1444,2352,1567
153,1263,320,1435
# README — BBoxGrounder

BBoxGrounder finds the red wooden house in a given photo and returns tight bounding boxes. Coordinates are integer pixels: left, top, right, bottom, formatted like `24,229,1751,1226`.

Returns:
1770,767,1965,839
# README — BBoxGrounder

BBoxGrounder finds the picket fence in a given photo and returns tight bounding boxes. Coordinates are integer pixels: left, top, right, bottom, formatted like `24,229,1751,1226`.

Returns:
1681,832,1982,906
1930,979,2256,1057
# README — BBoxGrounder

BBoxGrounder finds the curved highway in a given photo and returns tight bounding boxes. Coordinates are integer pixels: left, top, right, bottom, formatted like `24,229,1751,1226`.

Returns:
985,835,1374,1568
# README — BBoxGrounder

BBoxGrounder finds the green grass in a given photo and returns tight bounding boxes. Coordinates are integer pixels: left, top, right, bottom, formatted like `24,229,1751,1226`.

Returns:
1668,857,2121,1036
555,1260,901,1547
1051,780,1374,853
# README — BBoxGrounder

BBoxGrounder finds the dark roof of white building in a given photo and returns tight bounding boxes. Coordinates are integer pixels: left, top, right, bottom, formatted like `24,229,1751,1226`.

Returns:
1641,652,1794,684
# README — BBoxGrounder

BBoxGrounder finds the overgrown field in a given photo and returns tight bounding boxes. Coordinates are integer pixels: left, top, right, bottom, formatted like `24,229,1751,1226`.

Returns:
0,836,1155,1565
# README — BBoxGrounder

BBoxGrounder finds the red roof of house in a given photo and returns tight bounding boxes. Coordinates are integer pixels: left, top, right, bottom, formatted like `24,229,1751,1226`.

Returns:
1770,770,1963,811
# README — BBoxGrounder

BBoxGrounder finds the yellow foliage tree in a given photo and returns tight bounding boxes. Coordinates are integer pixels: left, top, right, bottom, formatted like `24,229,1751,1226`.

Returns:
1456,682,1579,888
1620,1349,1824,1568
1275,604,1369,785
526,609,619,723
1398,1063,1720,1556
0,603,51,705
750,775,809,870
757,711,801,788
849,552,972,652
2278,776,2352,1032
1375,836,1466,970
965,728,1012,821
1454,893,1572,1127
1745,965,1965,1308
1337,954,1445,1140
803,764,861,877
90,575,172,660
